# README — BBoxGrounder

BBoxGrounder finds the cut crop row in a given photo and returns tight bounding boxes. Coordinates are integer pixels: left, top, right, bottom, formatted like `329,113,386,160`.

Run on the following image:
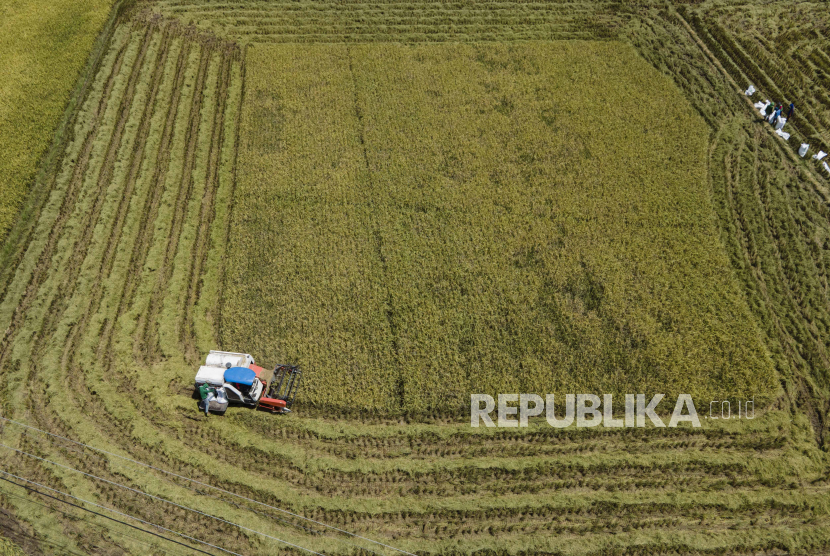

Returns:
0,19,257,554
679,5,830,163
147,0,621,42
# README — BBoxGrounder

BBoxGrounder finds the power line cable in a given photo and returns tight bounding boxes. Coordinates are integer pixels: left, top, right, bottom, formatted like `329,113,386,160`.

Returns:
11,425,386,556
0,468,243,556
16,426,323,535
0,442,327,556
0,415,415,556
0,480,197,556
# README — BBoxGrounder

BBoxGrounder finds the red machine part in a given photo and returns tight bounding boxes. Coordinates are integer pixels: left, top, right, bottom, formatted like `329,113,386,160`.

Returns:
257,396,287,412
248,363,287,412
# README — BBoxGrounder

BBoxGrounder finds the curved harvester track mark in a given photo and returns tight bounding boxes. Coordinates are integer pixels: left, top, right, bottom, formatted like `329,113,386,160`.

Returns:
0,25,268,553
55,32,194,435
712,124,830,444
22,34,205,458
0,36,130,373
11,402,825,547
6,28,206,540
34,37,202,428
45,24,177,444
673,4,830,447
717,132,793,356
5,33,284,553
139,41,213,363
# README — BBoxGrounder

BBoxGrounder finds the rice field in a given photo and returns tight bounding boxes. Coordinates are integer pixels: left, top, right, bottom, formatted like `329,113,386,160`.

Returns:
0,0,829,554
149,0,624,43
224,41,777,416
0,0,114,243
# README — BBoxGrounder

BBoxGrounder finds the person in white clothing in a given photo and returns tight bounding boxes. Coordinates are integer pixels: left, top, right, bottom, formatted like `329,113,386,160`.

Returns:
203,388,217,415
215,385,228,405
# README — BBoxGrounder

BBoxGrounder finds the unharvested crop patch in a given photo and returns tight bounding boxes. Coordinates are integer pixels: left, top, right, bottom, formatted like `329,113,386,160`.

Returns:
224,41,777,415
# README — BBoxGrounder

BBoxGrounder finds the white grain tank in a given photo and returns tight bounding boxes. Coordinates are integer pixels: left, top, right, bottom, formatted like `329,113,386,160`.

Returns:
205,350,255,369
195,366,226,386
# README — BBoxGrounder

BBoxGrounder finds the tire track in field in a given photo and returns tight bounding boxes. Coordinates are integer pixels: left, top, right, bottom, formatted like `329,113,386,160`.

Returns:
42,48,252,517
45,40,234,461
751,140,830,442
13,399,816,552
180,47,236,363
169,432,763,499
716,126,829,443
6,7,830,554
140,40,213,363
13,40,260,542
30,26,155,363
217,47,246,348
9,391,819,553
718,131,788,367
100,29,194,367
12,36,271,549
9,427,253,552
346,45,404,410
29,29,195,435
16,24,157,436
59,25,174,378
8,27,216,543
682,1,830,443
0,37,129,373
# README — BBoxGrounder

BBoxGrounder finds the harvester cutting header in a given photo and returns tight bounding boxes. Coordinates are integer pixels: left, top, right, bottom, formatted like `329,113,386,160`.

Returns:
194,351,301,415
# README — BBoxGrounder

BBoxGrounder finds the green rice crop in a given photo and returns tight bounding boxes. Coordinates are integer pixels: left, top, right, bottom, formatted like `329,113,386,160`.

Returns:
0,0,115,243
224,41,778,416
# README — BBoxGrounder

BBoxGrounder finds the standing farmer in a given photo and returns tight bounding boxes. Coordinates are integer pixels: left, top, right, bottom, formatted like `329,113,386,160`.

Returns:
772,104,782,126
788,102,795,119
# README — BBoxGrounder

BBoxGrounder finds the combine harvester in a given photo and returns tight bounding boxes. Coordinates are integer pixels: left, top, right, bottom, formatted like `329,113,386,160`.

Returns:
194,351,301,415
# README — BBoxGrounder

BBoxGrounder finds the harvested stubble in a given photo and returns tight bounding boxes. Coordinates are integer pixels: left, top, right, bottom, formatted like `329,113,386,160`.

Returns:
149,0,624,43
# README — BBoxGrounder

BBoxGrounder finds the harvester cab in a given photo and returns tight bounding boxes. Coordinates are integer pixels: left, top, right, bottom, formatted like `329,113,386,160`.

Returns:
194,350,301,414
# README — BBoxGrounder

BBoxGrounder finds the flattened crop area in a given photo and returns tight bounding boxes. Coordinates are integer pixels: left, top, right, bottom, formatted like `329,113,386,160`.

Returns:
224,42,776,415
